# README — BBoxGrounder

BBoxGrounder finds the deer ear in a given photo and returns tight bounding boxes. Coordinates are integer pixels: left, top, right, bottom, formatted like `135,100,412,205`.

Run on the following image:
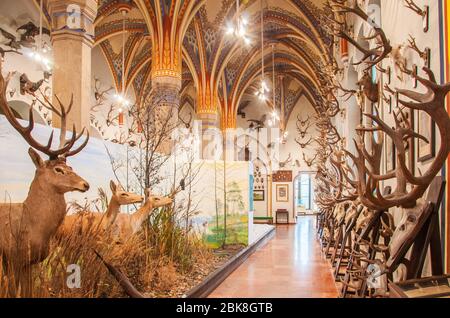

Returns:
110,180,117,193
28,148,44,168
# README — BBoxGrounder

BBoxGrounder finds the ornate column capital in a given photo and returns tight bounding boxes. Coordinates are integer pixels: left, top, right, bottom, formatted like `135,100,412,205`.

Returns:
48,0,98,46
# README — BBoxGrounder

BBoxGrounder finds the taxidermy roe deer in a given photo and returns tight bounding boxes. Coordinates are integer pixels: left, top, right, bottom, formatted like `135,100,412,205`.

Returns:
60,183,172,242
0,60,90,296
113,188,173,240
60,181,144,235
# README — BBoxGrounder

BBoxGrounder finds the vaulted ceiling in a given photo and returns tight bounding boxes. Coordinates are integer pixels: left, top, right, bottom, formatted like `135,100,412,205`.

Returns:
89,0,332,125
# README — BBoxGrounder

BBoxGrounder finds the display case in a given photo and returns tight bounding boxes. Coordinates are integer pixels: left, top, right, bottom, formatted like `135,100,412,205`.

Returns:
389,275,450,298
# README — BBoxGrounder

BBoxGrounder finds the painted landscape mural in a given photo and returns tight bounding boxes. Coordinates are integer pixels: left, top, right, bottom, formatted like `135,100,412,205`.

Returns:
0,117,251,248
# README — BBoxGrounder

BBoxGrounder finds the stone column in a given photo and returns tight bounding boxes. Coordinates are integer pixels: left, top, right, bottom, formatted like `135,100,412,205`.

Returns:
48,0,97,132
150,78,181,155
197,112,221,160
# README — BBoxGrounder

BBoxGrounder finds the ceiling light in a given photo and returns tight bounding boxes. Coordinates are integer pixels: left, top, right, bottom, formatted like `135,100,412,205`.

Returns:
115,94,131,107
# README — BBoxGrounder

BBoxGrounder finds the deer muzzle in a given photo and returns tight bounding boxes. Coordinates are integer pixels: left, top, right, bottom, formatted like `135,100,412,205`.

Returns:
77,180,90,192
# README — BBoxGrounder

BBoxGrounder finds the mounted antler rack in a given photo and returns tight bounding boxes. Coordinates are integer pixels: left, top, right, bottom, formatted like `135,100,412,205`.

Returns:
404,0,429,32
330,0,392,70
279,153,292,168
303,152,318,168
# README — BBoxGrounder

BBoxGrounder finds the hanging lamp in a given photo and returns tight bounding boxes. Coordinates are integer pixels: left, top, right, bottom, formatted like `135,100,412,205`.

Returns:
28,0,52,70
226,0,251,45
255,0,269,102
116,3,132,125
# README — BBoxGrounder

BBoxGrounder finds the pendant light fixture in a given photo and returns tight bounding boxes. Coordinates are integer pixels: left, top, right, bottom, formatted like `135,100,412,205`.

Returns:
268,44,279,127
255,0,269,102
226,0,251,45
28,0,52,70
115,5,132,122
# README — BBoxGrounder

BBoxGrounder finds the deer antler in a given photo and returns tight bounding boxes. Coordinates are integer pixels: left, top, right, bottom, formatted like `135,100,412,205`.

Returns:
92,78,113,112
407,35,428,63
346,66,450,210
279,153,292,168
303,152,318,167
330,0,392,70
296,136,314,149
334,82,357,101
404,0,426,17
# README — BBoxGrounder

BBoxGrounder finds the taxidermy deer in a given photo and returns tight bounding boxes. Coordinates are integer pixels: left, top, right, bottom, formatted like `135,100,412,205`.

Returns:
60,185,172,242
59,181,143,235
112,188,173,240
0,60,90,296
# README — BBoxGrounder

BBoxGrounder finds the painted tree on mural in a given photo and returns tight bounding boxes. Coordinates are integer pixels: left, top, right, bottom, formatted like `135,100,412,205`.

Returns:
226,181,245,215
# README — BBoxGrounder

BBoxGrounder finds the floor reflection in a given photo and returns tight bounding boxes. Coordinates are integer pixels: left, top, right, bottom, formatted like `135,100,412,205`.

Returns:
209,216,338,298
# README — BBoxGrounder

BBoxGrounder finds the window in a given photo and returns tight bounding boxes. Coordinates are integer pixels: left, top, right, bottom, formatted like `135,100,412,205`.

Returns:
296,173,314,210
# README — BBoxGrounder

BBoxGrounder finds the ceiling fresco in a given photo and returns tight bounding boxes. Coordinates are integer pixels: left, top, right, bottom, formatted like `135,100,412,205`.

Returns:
35,0,332,124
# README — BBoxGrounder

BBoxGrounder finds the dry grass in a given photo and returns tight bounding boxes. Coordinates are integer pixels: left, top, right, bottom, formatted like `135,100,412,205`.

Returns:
0,202,213,298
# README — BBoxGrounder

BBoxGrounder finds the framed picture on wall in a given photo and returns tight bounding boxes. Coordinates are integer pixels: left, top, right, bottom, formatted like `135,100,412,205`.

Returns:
253,190,265,201
276,184,289,202
418,111,436,162
386,135,396,173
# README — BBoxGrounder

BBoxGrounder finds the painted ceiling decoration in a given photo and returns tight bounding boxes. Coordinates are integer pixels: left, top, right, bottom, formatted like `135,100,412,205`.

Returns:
86,0,332,127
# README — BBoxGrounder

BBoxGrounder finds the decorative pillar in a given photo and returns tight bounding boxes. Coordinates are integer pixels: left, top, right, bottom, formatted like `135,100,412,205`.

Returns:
150,80,181,155
223,128,237,162
48,0,97,132
196,78,221,160
340,38,349,63
149,7,185,155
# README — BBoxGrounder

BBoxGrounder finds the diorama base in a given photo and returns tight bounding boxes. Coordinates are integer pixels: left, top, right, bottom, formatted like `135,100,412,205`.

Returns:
186,224,275,298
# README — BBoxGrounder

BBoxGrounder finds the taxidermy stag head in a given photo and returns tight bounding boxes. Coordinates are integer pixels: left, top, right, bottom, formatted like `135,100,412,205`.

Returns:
303,152,318,167
279,153,292,168
296,114,312,138
296,136,313,149
0,59,90,296
357,71,379,103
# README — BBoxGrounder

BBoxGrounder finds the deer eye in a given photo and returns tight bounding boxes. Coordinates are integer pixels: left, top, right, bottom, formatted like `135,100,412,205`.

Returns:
155,198,160,201
54,167,65,175
121,193,128,197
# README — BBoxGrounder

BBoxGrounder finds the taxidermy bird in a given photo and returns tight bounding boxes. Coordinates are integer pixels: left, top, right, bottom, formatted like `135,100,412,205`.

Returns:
17,22,50,43
248,114,267,131
20,73,44,96
237,101,251,118
0,27,22,50
0,46,21,60
43,71,52,81
8,88,16,98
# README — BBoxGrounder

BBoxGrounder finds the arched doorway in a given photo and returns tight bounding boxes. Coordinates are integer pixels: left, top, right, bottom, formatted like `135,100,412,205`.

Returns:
293,171,316,217
1,100,46,125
